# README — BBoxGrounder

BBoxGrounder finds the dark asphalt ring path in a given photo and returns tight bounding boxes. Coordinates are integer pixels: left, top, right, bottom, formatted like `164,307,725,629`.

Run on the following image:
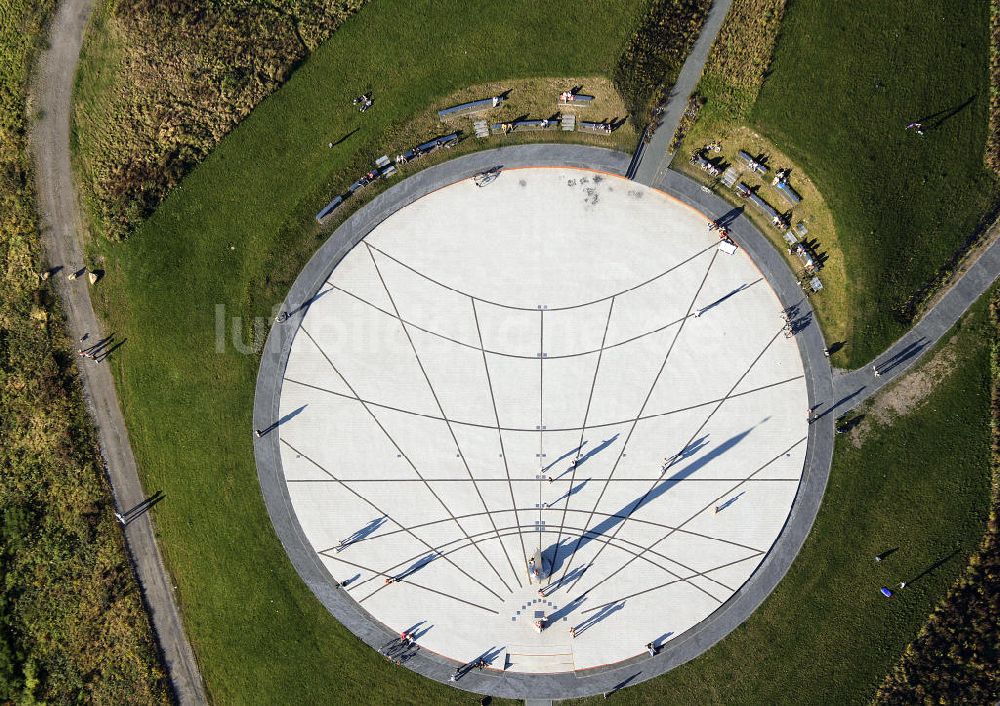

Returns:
253,144,835,700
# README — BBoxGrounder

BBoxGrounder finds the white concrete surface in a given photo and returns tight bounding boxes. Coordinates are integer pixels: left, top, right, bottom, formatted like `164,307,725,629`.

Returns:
277,168,807,673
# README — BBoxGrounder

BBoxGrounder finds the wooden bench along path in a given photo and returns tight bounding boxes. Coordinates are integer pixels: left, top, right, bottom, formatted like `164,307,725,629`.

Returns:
490,119,562,135
438,95,504,119
558,90,595,107
578,120,614,135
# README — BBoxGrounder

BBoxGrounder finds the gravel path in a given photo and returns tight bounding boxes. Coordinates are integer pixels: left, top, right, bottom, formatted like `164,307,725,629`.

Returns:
29,0,206,702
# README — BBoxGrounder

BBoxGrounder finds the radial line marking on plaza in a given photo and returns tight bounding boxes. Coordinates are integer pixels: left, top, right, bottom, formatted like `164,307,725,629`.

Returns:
566,323,789,595
557,250,720,589
550,296,616,572
365,242,520,592
281,436,503,603
471,297,530,574
314,553,501,614
295,328,508,600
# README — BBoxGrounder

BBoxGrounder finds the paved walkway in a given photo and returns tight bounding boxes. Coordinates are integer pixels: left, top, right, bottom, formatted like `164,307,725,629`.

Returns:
29,0,206,703
631,0,734,186
833,237,1000,411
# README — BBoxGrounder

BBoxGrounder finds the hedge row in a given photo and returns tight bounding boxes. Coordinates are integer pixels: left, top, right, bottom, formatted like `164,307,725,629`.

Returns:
987,0,1000,175
614,0,711,125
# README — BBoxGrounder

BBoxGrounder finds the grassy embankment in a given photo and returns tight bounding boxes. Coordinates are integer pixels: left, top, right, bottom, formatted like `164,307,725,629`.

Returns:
0,0,167,702
676,0,997,368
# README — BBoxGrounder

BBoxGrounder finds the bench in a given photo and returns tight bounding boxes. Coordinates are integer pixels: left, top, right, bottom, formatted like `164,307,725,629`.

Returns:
396,132,461,162
740,182,789,230
578,121,614,135
558,91,595,106
315,195,343,222
737,149,768,175
438,96,503,119
691,151,722,177
773,178,802,206
490,119,561,134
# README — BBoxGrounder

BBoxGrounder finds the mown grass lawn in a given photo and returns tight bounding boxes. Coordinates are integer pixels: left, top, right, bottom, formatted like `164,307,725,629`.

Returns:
568,293,994,705
752,0,997,366
84,1,646,702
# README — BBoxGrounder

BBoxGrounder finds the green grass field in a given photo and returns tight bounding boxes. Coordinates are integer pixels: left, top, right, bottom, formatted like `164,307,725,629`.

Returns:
569,292,994,705
752,0,997,365
76,0,998,701
84,1,646,702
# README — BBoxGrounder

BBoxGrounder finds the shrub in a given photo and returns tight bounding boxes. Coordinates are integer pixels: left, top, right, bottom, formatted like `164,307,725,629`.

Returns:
614,0,711,124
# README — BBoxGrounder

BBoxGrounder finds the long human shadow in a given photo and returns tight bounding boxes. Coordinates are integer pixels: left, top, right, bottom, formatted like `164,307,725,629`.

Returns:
328,127,359,148
94,337,127,363
651,631,673,649
573,601,624,635
396,552,437,580
402,620,426,636
412,624,433,640
904,549,961,586
663,435,709,470
714,490,746,513
697,282,754,316
336,515,387,551
122,491,165,525
546,426,755,576
918,95,976,130
548,479,589,507
716,206,744,229
554,434,619,480
83,334,115,355
290,287,334,316
817,386,867,420
606,671,642,695
544,441,587,472
548,594,586,622
457,646,505,677
877,337,928,374
260,405,306,435
543,564,589,594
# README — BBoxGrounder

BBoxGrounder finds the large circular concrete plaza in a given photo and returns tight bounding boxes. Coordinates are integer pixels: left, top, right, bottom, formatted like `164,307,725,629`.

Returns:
261,163,810,682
